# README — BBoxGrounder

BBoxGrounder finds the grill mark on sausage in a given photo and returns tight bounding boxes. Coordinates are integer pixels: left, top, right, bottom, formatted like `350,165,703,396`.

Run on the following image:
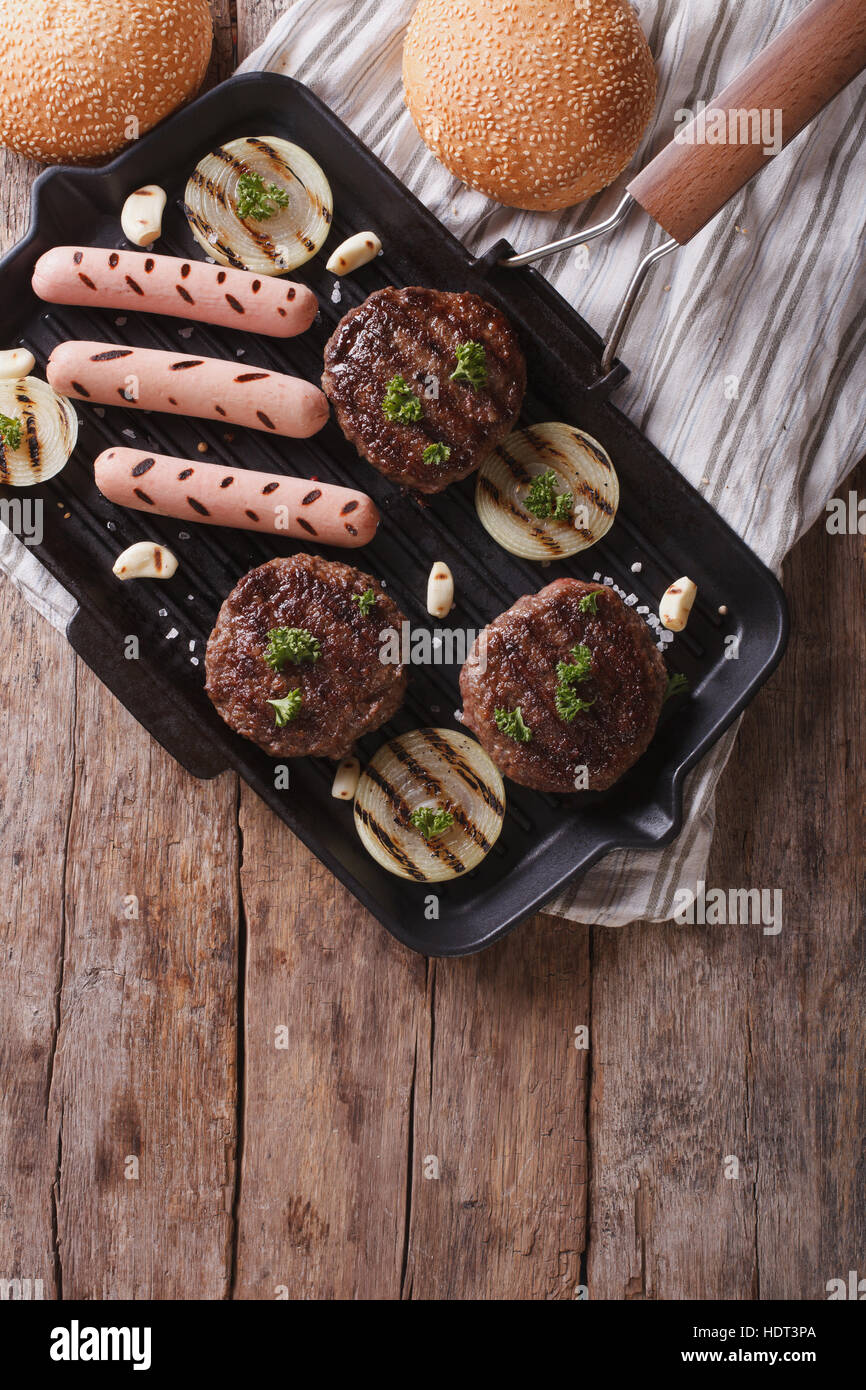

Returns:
277,308,287,317
125,275,144,296
180,263,191,278
70,381,89,397
170,359,204,370
344,523,358,536
214,405,226,416
261,482,279,495
286,288,296,300
251,280,261,293
296,517,317,535
301,489,321,505
236,372,268,383
220,476,234,488
144,258,155,273
73,251,83,264
256,411,275,430
216,270,227,284
78,273,97,289
168,396,178,405
108,252,119,268
131,457,156,476
176,285,195,304
133,487,154,504
340,501,358,515
245,509,259,522
225,294,245,315
187,497,210,515
91,349,134,361
177,468,194,480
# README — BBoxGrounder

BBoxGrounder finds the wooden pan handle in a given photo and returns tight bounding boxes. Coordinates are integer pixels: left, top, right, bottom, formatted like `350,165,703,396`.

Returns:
628,0,866,244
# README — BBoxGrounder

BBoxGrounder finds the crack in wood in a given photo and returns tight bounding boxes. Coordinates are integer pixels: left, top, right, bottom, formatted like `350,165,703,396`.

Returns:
228,776,246,1300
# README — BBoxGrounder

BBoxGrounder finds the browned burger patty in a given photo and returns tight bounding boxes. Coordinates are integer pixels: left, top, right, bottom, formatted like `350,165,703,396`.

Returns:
322,286,526,493
460,580,667,793
205,554,408,760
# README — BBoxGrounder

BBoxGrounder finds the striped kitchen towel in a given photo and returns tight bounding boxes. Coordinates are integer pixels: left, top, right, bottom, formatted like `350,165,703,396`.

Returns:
4,0,864,927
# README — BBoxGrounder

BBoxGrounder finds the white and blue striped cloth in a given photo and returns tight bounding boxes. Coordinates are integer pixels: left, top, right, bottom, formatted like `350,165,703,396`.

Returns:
5,0,864,925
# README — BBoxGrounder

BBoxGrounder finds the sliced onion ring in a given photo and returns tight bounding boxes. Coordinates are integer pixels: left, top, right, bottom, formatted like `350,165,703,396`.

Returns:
354,728,506,883
0,375,78,486
476,423,620,561
184,135,333,275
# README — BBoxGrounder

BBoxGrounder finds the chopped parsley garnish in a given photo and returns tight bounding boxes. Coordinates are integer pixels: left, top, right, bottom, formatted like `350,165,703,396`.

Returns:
382,375,423,424
268,690,302,727
494,706,532,743
664,673,690,703
265,627,321,670
555,643,595,723
236,171,291,221
524,470,573,521
423,442,452,466
0,412,22,450
450,341,487,390
578,592,600,615
410,807,455,839
351,587,377,617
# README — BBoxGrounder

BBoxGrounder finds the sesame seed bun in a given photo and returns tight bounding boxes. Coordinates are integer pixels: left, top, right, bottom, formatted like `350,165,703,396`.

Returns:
403,0,656,211
0,0,213,164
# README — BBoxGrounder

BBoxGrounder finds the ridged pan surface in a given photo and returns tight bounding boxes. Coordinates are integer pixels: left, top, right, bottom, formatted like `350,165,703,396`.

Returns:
0,74,788,956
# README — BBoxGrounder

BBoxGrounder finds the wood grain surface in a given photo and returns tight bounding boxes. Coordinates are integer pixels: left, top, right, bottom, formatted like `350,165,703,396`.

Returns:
0,0,862,1302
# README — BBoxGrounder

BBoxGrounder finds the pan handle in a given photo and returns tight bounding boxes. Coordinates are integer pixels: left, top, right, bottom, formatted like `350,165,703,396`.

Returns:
628,0,866,244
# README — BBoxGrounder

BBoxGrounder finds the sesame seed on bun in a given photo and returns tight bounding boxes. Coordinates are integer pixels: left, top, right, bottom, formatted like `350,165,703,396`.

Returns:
403,0,656,211
0,0,213,164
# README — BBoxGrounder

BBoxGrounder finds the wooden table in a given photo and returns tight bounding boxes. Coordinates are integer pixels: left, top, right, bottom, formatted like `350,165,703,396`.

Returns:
1,2,862,1301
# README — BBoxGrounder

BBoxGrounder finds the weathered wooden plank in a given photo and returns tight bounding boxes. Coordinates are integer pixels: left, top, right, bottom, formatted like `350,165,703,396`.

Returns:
402,917,591,1300
0,587,75,1298
49,663,240,1299
231,794,424,1299
587,459,866,1300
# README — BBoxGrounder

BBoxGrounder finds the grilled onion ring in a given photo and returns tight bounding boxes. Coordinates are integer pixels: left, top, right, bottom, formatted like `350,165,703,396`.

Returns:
0,375,78,486
184,135,333,275
354,728,506,882
476,423,619,561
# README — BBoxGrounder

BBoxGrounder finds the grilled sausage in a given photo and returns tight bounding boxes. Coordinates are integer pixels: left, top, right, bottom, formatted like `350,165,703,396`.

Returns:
33,247,318,338
94,447,380,547
47,341,329,439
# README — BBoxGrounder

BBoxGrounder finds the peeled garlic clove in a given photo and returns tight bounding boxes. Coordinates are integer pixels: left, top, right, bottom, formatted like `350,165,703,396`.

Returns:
427,561,454,618
326,231,382,276
331,756,361,801
0,348,36,381
121,184,167,247
112,541,178,580
660,577,697,632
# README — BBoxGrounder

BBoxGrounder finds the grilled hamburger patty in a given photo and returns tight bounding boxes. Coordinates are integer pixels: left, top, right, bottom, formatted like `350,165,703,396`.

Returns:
205,554,408,760
322,286,527,492
460,580,667,793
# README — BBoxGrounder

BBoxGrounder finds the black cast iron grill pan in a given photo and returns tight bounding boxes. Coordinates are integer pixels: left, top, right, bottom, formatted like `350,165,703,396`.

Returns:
0,73,788,956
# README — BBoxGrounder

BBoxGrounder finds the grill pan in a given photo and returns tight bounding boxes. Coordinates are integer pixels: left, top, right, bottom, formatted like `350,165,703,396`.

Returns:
0,72,789,957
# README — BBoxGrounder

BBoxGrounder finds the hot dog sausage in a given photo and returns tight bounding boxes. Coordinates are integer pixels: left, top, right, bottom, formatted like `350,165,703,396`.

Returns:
47,341,329,439
94,447,380,548
33,247,318,338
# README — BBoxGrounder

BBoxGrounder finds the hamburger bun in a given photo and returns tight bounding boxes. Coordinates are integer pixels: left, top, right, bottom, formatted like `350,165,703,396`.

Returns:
403,0,656,211
0,0,213,164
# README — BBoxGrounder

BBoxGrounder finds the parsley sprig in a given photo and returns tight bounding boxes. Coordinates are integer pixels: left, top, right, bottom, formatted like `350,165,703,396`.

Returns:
0,412,22,450
382,375,423,424
351,588,377,617
524,470,573,521
268,690,302,727
410,807,455,839
450,341,487,390
494,706,532,744
423,442,452,466
555,643,595,723
579,592,600,615
236,172,291,221
664,673,690,703
265,627,321,670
